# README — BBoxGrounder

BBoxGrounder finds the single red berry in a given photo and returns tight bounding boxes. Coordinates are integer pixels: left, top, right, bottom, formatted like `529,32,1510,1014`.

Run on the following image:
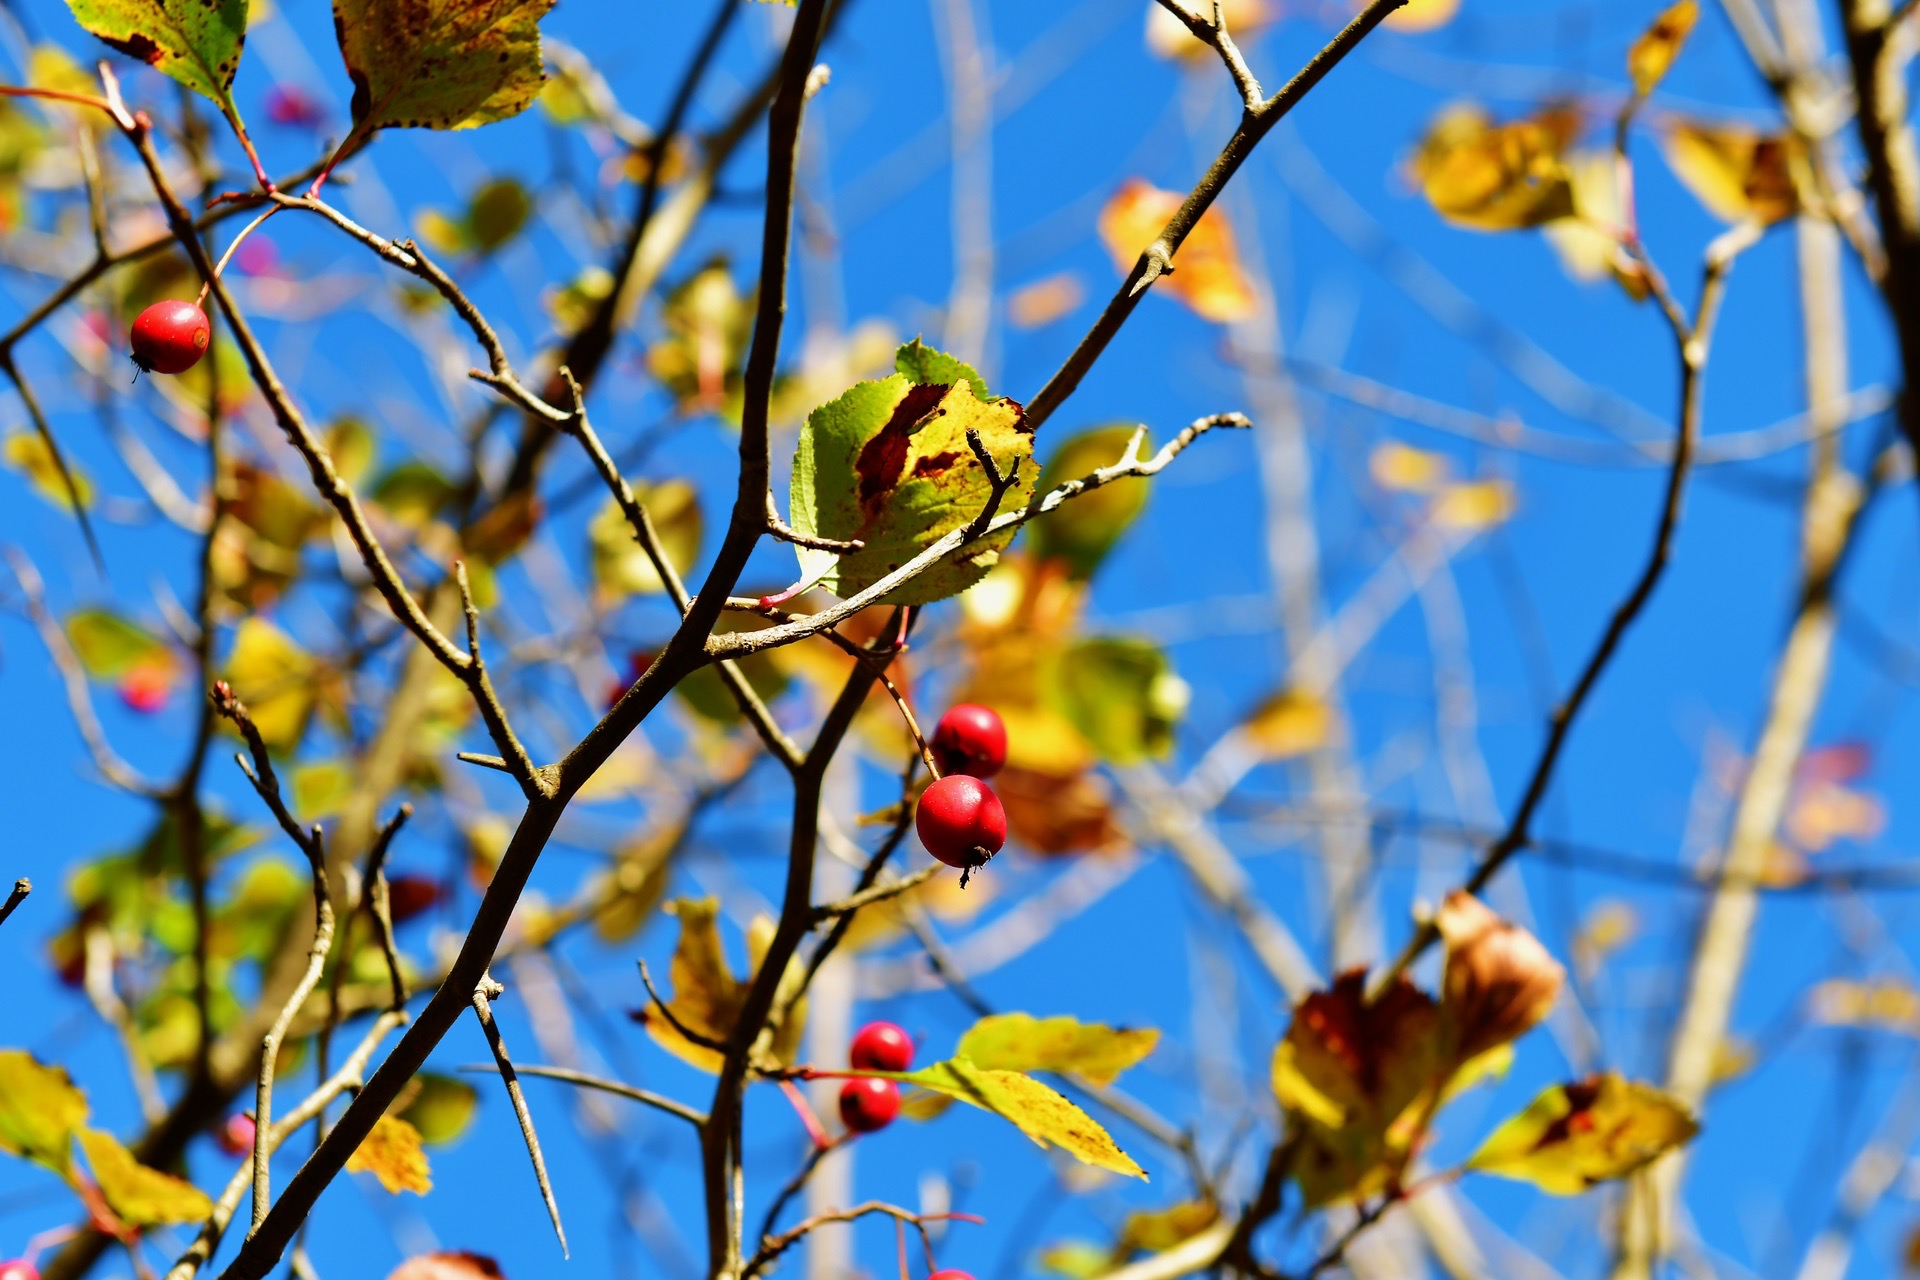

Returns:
916,775,1007,871
264,85,324,128
129,300,210,375
838,1078,900,1133
118,664,172,714
385,874,442,924
0,1260,41,1280
928,1271,975,1280
215,1113,256,1157
849,1021,914,1073
931,703,1007,778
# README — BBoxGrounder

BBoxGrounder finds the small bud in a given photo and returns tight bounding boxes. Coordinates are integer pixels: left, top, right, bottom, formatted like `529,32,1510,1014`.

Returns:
1437,891,1564,1060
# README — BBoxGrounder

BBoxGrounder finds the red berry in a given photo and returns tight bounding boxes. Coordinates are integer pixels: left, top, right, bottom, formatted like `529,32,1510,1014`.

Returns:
916,775,1007,870
849,1021,914,1072
129,300,210,375
928,1272,975,1280
118,664,172,714
0,1260,40,1280
215,1113,256,1157
931,704,1007,778
838,1078,900,1133
265,86,323,128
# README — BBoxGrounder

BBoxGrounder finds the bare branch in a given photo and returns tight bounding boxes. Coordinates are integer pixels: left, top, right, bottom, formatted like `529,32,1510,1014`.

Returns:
461,1062,707,1127
0,878,28,929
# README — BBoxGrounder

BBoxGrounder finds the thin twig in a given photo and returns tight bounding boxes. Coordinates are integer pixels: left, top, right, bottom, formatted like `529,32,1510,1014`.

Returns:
470,974,569,1257
459,1062,706,1127
745,1203,982,1279
638,959,728,1051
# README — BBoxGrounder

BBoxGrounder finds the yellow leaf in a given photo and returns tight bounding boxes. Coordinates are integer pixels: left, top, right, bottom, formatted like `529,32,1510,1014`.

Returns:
1467,1074,1698,1194
224,618,319,753
346,1114,433,1195
1098,179,1256,323
1145,0,1273,59
896,1058,1147,1179
1370,442,1452,493
1413,105,1577,232
77,1128,213,1226
1809,978,1920,1034
1543,149,1648,300
1271,972,1443,1206
1243,689,1332,760
3,431,92,510
1431,479,1516,530
1007,273,1085,329
0,1049,88,1174
588,481,703,597
1384,0,1460,32
955,1013,1159,1087
1659,120,1804,224
1117,1200,1221,1253
1628,0,1699,95
637,899,805,1071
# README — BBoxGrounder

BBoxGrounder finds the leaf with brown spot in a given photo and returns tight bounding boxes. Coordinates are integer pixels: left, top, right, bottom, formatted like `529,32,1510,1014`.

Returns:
332,0,554,136
789,344,1036,605
1658,118,1807,224
1628,0,1698,95
66,0,249,112
1466,1074,1698,1193
870,1058,1146,1179
1413,104,1578,232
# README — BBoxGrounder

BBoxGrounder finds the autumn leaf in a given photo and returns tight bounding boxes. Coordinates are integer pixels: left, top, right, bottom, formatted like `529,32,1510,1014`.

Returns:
1026,425,1152,578
346,1114,432,1195
634,899,805,1072
77,1128,214,1226
788,344,1036,605
1098,180,1256,322
882,1057,1147,1179
1658,119,1805,224
4,431,93,510
1384,0,1460,31
1243,689,1332,760
224,618,321,753
1435,892,1565,1061
1430,479,1517,530
1117,1200,1222,1254
588,481,702,598
65,610,170,680
1370,442,1452,494
65,0,248,113
1271,971,1444,1206
1467,1074,1698,1193
995,766,1129,857
395,1074,480,1145
1629,1,1698,95
332,0,553,135
1050,637,1187,766
955,1013,1160,1087
1413,105,1577,232
1007,273,1085,329
0,1049,89,1174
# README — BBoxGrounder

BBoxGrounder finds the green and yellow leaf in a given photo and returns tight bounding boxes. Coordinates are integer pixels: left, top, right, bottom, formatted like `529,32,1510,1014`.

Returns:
77,1127,214,1226
955,1013,1160,1087
0,1049,89,1174
332,0,553,134
66,0,248,111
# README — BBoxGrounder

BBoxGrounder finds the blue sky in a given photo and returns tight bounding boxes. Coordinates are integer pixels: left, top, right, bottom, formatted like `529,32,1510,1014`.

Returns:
4,0,1919,1278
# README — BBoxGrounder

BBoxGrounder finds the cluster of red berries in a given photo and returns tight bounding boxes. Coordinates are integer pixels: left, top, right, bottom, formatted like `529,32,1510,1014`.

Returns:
836,1019,914,1133
915,704,1009,884
129,300,211,376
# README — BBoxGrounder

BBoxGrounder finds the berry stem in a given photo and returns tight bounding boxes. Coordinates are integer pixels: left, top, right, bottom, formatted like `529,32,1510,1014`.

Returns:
777,1078,834,1150
197,205,281,307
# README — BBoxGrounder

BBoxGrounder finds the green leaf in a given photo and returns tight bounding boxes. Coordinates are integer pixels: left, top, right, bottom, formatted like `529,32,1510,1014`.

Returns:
418,178,533,256
0,1050,89,1174
372,460,456,526
1466,1073,1699,1194
65,609,169,679
1049,637,1186,766
895,336,990,402
332,0,554,135
877,1057,1146,1179
588,481,702,597
397,1074,479,1145
955,1013,1159,1087
292,760,355,821
1026,425,1150,577
77,1127,213,1226
65,0,248,111
789,354,1036,606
